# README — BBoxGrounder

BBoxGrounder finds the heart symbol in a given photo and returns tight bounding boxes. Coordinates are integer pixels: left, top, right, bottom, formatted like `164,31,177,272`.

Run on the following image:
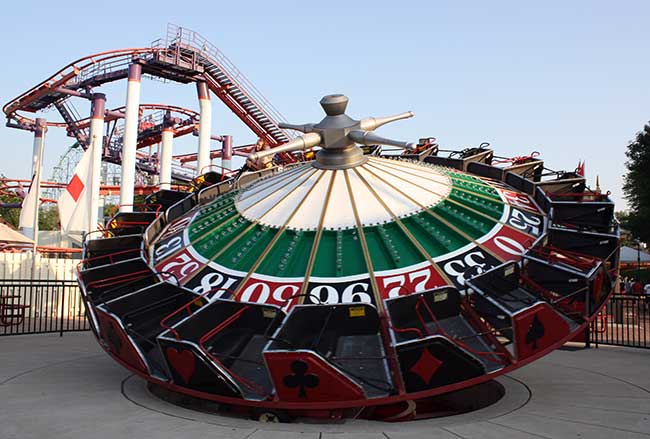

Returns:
166,347,196,384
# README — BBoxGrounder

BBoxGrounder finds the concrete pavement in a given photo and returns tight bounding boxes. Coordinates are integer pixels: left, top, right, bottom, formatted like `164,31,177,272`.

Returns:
1,332,649,438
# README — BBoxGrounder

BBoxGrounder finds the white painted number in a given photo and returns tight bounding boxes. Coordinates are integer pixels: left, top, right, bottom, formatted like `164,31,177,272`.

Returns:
508,209,541,236
154,236,182,262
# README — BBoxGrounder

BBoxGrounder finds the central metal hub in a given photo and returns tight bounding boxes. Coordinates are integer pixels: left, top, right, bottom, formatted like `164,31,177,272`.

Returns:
311,95,366,169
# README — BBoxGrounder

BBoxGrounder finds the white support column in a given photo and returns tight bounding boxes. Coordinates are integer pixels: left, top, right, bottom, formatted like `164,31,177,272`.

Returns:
30,118,46,277
119,63,142,213
21,118,47,242
88,93,106,232
222,135,233,171
160,113,174,190
196,81,212,175
30,127,41,178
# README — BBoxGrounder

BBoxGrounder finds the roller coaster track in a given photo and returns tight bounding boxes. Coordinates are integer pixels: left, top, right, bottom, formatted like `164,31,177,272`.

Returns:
3,24,293,160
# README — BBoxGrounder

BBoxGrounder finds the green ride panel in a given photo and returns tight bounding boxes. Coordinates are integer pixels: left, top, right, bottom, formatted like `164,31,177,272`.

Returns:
402,213,468,256
312,229,367,278
256,229,315,277
448,189,504,220
214,224,276,272
364,222,425,271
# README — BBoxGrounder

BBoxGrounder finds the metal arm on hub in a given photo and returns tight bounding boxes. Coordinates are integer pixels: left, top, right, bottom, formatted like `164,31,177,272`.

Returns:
247,94,417,169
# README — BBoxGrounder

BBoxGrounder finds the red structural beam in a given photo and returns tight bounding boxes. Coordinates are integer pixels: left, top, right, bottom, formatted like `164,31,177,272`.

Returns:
3,48,162,129
72,104,199,131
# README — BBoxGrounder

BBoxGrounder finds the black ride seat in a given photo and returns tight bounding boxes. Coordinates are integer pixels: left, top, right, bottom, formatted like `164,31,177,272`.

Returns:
267,303,394,398
79,257,155,304
107,211,158,236
145,190,189,210
101,281,201,376
82,234,143,269
386,287,504,373
168,300,284,400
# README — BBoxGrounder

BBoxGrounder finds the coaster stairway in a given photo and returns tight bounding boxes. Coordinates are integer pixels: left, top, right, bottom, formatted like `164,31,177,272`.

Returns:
152,24,293,151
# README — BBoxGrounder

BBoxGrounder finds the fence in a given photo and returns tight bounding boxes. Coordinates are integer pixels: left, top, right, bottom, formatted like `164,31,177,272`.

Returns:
0,279,89,336
591,295,649,349
0,252,80,282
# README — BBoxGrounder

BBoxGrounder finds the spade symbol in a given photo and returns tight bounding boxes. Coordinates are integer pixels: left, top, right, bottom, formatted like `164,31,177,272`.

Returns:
283,360,319,398
525,314,545,350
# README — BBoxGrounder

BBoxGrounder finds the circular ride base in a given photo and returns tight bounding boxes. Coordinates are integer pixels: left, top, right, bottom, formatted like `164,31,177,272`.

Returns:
148,379,505,422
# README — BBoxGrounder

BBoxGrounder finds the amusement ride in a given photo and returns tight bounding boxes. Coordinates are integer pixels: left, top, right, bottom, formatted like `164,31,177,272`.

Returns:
2,25,619,422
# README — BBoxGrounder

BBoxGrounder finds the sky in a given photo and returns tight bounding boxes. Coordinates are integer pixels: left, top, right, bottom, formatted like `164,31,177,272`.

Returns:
1,0,648,209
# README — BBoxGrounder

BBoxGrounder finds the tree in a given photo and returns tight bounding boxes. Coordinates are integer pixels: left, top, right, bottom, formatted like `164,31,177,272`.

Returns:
38,205,60,231
623,124,650,244
0,194,21,229
1,174,60,231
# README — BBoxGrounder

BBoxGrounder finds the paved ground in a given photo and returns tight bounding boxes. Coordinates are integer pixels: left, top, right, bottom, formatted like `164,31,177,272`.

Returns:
1,332,649,438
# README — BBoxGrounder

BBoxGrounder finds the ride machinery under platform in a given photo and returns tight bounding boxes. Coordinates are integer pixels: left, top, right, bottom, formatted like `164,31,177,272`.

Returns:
77,95,620,422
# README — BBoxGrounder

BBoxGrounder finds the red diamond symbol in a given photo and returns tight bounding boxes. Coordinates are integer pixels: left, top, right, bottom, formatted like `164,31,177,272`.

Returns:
66,175,85,202
410,348,442,384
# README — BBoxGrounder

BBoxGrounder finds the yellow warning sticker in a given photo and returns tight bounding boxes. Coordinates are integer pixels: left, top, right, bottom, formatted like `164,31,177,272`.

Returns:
263,308,277,319
349,306,366,317
433,291,448,302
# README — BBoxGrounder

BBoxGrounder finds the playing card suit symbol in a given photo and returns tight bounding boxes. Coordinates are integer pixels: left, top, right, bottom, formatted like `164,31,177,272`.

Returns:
166,347,196,384
409,348,442,385
283,360,319,398
525,314,545,350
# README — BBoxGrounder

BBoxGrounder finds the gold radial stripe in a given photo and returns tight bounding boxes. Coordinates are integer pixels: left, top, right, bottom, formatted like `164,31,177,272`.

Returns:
181,168,320,286
351,168,453,286
237,164,310,201
358,165,505,263
369,157,503,205
299,170,337,303
365,160,538,239
232,170,329,299
344,170,384,313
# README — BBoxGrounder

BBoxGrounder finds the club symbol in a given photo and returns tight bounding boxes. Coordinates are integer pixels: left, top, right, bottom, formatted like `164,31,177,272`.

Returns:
283,360,319,398
525,314,545,350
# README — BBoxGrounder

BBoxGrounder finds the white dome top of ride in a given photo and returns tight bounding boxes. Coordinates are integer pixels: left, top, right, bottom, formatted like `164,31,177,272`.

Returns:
235,157,451,231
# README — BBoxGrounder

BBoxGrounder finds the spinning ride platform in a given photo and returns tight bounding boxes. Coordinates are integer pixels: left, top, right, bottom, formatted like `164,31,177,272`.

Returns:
77,95,619,422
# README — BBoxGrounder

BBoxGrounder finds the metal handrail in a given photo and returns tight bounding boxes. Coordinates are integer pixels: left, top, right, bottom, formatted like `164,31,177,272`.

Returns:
160,287,235,340
163,24,294,141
